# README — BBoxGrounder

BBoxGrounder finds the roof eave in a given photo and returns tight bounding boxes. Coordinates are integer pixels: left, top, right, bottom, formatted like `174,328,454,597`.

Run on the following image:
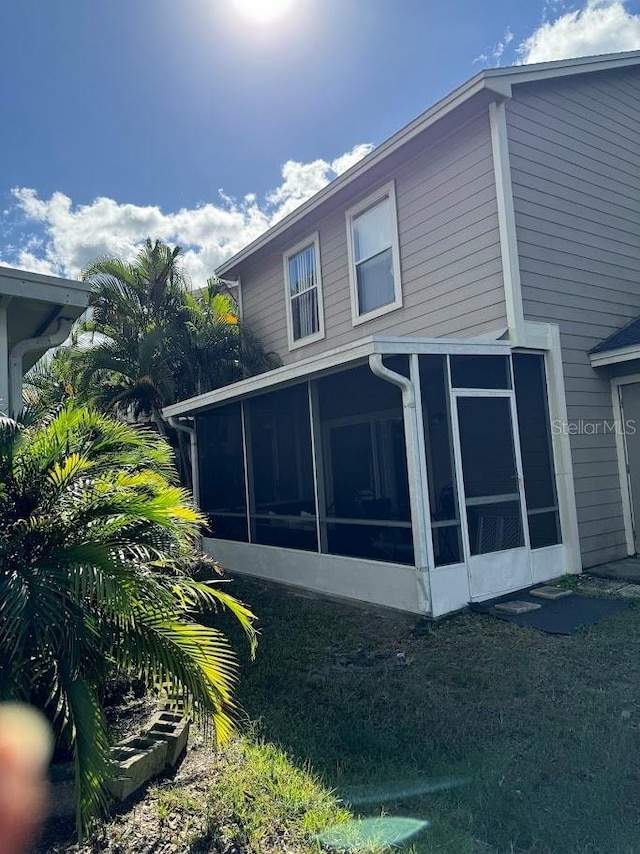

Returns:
215,49,640,280
215,72,506,277
0,264,90,308
484,48,640,87
590,344,640,368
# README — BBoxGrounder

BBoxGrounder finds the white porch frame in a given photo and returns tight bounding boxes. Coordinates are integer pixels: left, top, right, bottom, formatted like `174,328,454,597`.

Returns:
163,334,511,417
449,383,533,600
168,331,577,616
520,322,582,577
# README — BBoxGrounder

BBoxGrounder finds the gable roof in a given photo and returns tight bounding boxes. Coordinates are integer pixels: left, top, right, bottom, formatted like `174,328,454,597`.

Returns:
216,49,640,279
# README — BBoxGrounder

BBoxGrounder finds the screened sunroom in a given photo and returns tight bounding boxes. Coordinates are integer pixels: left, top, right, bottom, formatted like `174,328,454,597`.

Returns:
164,336,569,617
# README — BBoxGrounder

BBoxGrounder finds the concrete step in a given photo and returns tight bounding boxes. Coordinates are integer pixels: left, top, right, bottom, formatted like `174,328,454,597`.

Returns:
530,586,573,600
495,600,542,615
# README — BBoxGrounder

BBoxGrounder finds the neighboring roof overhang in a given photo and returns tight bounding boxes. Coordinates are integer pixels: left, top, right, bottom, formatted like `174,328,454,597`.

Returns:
0,265,91,370
590,345,640,369
216,50,640,279
589,313,640,369
163,333,511,418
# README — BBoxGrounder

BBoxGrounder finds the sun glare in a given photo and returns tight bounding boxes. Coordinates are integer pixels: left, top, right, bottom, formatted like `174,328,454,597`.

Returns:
231,0,295,25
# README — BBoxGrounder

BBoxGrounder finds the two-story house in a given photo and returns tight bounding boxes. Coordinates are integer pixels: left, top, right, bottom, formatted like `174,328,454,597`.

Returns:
164,50,640,617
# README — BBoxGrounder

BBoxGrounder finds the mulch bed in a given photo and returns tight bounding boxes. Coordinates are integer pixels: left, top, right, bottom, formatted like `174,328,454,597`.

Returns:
37,738,243,854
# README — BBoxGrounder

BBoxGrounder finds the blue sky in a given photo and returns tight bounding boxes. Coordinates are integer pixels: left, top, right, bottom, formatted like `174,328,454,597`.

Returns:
2,0,640,285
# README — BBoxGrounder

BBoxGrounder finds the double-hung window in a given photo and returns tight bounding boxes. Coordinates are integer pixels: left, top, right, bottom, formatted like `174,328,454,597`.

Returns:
284,234,324,349
346,182,402,324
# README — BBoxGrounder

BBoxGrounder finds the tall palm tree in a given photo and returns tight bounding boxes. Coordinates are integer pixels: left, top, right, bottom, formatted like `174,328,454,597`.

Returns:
80,239,278,420
0,402,256,837
80,240,189,432
177,278,277,395
61,240,279,487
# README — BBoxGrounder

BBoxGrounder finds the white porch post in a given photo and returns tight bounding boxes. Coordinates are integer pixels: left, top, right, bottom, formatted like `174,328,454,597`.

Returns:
240,400,254,543
545,326,582,575
308,380,328,553
523,321,582,575
368,354,432,614
409,354,436,578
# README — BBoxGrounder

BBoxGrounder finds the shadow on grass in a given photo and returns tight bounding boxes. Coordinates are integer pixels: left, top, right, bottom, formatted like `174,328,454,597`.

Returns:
213,576,640,853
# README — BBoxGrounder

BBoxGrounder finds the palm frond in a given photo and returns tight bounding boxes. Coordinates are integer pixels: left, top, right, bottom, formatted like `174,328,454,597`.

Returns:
0,400,257,835
55,663,112,838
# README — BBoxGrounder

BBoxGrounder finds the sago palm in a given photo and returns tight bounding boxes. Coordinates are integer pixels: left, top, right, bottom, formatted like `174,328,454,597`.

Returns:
0,402,256,837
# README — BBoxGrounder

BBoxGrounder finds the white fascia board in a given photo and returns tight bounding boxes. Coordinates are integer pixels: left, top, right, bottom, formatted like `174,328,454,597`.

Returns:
484,49,640,88
372,335,510,355
216,51,640,280
590,345,640,368
163,337,379,416
0,265,90,309
162,333,512,417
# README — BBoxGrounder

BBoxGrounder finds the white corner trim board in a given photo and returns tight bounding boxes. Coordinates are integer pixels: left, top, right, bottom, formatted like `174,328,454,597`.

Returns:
489,99,525,346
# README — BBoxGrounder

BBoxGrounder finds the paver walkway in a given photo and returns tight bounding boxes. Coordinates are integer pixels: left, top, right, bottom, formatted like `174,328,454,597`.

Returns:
589,556,640,583
579,557,640,597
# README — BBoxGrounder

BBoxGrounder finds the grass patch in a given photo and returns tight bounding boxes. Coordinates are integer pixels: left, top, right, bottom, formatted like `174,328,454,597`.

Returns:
216,576,640,854
194,737,351,850
44,577,640,853
149,736,350,852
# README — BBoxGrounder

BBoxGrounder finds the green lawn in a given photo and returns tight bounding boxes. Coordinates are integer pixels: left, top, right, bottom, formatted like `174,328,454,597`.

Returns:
219,575,640,854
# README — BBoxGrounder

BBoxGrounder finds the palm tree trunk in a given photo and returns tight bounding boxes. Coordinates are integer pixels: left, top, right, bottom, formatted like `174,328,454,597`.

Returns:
151,405,168,437
175,429,193,491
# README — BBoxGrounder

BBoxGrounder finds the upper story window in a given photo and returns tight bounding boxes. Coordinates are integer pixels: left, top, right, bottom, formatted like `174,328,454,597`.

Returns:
284,233,324,350
346,181,402,325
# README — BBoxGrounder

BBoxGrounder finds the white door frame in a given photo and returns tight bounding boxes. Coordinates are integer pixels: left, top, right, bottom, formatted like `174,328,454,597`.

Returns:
610,374,640,556
449,385,532,599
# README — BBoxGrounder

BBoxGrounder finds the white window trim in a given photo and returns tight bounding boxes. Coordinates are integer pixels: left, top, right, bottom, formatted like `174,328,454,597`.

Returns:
283,232,325,351
346,181,402,327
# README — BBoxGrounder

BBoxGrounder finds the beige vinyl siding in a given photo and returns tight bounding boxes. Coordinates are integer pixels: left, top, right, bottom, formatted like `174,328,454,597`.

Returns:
239,109,506,363
507,67,640,568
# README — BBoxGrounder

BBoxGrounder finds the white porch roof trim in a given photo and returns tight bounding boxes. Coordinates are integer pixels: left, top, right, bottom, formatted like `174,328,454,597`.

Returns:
0,264,89,307
163,333,511,418
590,345,640,369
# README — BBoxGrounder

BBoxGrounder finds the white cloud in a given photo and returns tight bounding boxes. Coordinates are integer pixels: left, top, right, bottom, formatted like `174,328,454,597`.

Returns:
266,144,375,221
519,0,640,64
475,27,515,67
6,142,374,287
